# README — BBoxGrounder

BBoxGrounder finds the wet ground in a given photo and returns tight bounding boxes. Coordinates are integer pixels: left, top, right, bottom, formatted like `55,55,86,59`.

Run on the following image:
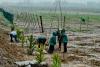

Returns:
0,20,100,67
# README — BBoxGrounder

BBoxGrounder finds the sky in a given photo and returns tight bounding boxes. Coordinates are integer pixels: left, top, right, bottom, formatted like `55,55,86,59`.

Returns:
0,0,100,4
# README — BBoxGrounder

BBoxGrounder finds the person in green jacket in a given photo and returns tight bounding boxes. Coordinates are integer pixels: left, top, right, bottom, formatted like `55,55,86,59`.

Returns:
37,33,46,48
61,29,68,53
48,32,57,54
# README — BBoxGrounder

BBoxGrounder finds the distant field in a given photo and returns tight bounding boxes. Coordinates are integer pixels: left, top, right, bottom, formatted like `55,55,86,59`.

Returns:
14,10,100,33
36,11,100,23
1,7,99,24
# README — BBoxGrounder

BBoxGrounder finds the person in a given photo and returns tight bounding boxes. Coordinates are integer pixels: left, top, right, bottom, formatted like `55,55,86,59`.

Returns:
56,29,62,51
37,33,46,48
48,32,57,54
10,28,18,42
61,29,68,53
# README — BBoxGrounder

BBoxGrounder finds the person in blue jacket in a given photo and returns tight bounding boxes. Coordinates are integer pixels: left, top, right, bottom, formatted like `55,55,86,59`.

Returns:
48,32,57,54
61,29,68,53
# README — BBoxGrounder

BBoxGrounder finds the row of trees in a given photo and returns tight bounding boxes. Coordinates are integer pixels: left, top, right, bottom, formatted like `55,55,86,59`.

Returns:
16,28,61,67
14,11,90,32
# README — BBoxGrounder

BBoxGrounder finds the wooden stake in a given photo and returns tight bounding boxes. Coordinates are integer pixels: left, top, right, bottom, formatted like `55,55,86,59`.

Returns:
63,16,66,29
40,16,44,33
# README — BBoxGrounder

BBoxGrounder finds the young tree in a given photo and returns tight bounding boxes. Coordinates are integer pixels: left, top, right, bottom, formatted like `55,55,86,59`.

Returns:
20,33,26,47
27,35,35,55
52,53,61,67
35,46,46,64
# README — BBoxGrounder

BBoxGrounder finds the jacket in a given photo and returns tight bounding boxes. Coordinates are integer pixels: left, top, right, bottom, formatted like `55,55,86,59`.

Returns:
62,33,68,43
49,32,56,46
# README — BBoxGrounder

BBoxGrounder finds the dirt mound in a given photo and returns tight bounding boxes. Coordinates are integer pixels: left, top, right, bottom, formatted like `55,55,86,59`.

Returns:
89,59,100,66
92,48,100,53
0,28,25,67
77,42,94,46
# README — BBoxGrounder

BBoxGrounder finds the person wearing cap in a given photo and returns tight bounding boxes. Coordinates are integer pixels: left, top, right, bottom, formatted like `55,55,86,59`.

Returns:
48,32,57,54
61,29,68,53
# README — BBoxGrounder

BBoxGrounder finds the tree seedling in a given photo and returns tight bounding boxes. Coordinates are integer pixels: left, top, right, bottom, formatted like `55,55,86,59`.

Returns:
16,28,23,41
27,35,35,55
35,46,46,64
52,53,61,67
20,33,26,47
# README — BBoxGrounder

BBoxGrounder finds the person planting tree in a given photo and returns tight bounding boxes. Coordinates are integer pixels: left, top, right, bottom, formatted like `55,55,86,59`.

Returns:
48,32,57,54
10,28,18,42
37,33,46,48
61,29,68,53
56,29,62,51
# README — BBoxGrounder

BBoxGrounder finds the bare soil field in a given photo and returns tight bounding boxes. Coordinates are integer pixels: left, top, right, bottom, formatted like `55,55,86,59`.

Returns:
0,18,100,67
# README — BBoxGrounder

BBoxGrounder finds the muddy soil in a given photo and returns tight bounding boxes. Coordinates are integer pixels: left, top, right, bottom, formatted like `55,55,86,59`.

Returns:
0,21,100,67
0,27,29,67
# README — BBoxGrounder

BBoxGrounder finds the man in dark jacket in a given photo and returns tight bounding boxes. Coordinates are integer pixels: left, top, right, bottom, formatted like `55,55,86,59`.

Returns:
56,29,62,51
61,29,68,53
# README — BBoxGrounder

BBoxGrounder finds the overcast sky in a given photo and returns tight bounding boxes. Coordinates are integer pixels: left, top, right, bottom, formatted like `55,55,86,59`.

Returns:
0,0,100,4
